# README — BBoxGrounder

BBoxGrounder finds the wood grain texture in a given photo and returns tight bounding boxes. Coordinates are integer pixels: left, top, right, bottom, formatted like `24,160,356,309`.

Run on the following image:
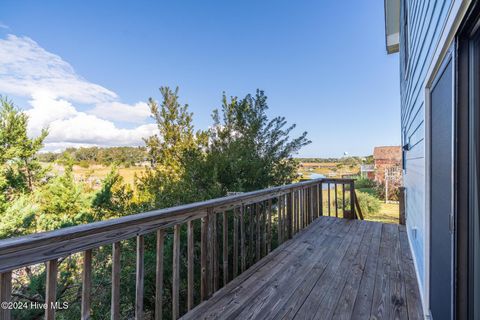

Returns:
222,211,228,286
0,271,12,320
0,179,326,273
182,217,422,320
172,225,181,319
155,229,165,320
187,221,194,311
136,235,144,320
200,215,208,301
111,242,121,320
81,249,92,320
45,259,58,320
233,208,239,278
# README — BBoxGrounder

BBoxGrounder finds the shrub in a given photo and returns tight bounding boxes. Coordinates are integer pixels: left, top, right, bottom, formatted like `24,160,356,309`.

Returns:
336,190,381,216
355,177,375,189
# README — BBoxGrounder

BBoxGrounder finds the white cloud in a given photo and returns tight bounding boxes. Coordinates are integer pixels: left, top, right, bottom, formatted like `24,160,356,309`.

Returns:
0,23,9,30
0,35,117,104
25,92,156,150
89,101,151,123
0,34,158,150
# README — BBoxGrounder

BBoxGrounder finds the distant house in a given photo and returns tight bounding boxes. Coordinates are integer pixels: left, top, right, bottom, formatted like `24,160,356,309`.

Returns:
385,0,479,318
373,146,401,184
359,164,374,179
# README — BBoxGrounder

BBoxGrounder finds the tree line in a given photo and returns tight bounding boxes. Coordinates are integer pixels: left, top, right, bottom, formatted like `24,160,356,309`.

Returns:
0,87,310,319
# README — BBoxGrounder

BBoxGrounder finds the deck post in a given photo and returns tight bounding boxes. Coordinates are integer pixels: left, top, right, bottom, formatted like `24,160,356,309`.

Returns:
0,271,12,320
287,192,293,239
399,187,406,225
348,181,355,219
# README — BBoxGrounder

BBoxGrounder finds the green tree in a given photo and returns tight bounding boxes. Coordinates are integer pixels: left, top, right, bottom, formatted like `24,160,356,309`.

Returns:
92,168,134,219
0,97,48,200
137,86,209,208
206,89,310,192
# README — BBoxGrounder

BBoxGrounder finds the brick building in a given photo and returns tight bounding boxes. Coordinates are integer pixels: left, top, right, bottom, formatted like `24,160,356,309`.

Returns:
373,146,401,184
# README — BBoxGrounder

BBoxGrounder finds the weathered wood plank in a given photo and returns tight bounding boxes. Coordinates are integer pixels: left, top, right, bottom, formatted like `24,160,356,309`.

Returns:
45,259,58,320
222,211,228,286
331,222,377,320
155,229,165,320
81,250,92,320
335,183,338,217
370,224,393,319
233,208,239,278
286,192,292,239
267,199,272,253
236,219,353,320
0,179,327,273
386,224,408,320
111,242,121,320
240,205,246,273
136,235,144,320
350,223,383,320
172,225,180,319
256,203,261,261
0,271,12,320
200,214,208,301
187,221,194,311
212,212,219,293
287,220,367,319
327,183,331,216
182,218,334,320
399,226,424,319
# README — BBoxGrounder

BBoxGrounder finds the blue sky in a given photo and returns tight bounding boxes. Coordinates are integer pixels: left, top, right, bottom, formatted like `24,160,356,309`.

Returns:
0,0,400,157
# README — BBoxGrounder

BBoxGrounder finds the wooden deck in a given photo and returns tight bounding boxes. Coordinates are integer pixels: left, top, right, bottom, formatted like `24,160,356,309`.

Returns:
182,217,423,320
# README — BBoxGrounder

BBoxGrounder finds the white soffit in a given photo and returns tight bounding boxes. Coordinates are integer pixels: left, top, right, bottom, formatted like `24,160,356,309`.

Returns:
384,0,400,54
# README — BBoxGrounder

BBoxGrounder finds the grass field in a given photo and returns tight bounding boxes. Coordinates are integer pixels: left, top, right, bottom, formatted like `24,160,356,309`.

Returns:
298,162,358,179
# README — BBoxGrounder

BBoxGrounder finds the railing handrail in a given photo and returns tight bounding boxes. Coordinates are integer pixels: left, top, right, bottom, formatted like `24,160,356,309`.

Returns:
0,177,344,273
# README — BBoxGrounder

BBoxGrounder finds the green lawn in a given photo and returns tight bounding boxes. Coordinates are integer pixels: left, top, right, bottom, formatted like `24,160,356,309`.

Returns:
350,187,400,224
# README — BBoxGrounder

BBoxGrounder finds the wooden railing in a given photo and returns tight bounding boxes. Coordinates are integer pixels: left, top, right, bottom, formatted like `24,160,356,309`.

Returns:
0,178,361,320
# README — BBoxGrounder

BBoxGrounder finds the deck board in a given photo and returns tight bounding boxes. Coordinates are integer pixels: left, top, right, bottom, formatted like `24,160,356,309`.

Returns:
182,217,423,320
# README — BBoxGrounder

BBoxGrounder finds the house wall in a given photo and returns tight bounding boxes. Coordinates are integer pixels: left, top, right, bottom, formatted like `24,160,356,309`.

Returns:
399,0,452,295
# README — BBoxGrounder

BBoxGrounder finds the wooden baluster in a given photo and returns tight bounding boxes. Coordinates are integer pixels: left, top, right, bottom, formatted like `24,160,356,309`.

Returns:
335,183,338,217
327,182,331,216
207,210,215,296
156,230,165,320
136,235,144,320
262,202,267,257
342,184,346,217
287,192,293,239
111,242,121,320
267,199,272,253
173,225,180,319
240,205,246,273
81,250,92,320
200,213,209,301
0,271,12,320
223,211,228,286
187,221,194,311
291,192,294,235
256,203,261,260
249,205,254,266
45,259,58,320
299,189,303,230
350,181,356,219
319,182,323,216
278,196,283,244
212,212,219,292
233,208,239,278
308,186,316,223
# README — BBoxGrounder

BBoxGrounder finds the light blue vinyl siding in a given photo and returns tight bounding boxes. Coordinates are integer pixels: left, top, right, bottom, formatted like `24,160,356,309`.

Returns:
399,0,452,291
